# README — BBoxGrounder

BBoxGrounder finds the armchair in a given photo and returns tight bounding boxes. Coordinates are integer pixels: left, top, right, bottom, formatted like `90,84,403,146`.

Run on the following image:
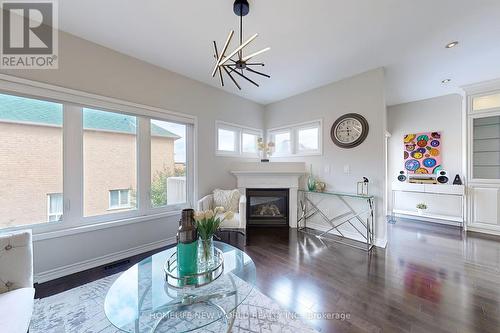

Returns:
197,191,247,231
0,230,34,333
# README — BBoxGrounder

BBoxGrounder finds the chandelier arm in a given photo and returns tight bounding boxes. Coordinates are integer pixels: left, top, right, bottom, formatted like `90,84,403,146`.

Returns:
245,67,270,78
213,42,224,87
222,66,241,90
245,63,265,66
228,67,259,87
241,47,270,62
219,33,258,66
211,30,234,77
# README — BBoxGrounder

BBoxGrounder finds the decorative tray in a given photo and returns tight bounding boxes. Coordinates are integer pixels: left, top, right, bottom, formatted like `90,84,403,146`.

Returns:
164,248,224,288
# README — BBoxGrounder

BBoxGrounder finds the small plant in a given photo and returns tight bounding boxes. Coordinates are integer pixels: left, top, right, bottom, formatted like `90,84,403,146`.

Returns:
257,138,275,159
416,203,427,210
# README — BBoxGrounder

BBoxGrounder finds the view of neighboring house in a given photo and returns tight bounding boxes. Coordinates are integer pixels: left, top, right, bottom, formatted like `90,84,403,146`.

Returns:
0,93,182,228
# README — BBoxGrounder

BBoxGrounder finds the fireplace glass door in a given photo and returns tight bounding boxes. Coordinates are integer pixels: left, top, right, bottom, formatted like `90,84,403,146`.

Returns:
246,189,289,226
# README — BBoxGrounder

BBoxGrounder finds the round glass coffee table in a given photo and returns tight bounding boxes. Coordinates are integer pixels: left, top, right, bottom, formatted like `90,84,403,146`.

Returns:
104,241,256,333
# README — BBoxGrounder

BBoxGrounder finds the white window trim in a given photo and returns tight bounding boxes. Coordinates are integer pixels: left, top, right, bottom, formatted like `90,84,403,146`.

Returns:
267,119,323,157
216,122,241,156
0,74,197,236
215,120,262,157
268,128,292,157
241,129,261,157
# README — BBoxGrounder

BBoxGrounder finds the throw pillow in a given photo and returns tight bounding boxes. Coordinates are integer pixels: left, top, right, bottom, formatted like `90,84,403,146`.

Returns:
213,189,240,213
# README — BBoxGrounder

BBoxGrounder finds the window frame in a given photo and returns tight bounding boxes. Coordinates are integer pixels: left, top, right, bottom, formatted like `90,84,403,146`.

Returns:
268,128,292,157
0,74,197,236
47,193,63,222
215,120,262,157
267,119,323,157
108,189,131,210
216,122,240,156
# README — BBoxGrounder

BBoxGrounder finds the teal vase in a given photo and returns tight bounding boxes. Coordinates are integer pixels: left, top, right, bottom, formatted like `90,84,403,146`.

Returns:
176,209,198,284
307,165,316,191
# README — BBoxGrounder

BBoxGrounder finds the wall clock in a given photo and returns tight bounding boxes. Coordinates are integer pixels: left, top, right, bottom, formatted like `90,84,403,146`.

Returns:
330,113,369,148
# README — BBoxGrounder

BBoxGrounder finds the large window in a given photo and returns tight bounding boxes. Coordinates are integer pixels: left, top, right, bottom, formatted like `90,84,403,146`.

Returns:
0,85,195,231
216,121,262,157
151,119,187,207
0,93,63,229
83,108,137,217
268,120,322,157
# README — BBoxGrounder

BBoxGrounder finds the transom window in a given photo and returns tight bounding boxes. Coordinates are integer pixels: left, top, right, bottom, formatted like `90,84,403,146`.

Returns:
215,121,262,157
268,120,322,157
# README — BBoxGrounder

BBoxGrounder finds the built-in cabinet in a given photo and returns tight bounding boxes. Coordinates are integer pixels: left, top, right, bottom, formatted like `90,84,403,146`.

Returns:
466,83,500,235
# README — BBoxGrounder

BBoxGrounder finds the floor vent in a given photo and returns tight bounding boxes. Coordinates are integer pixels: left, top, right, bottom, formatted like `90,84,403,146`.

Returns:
104,259,131,271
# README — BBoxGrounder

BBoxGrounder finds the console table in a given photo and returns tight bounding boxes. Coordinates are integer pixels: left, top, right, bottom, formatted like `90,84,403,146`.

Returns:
297,190,375,251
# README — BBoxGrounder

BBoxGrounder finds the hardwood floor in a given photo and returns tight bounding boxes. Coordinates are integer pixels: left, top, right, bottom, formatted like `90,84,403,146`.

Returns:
244,220,500,333
35,219,500,333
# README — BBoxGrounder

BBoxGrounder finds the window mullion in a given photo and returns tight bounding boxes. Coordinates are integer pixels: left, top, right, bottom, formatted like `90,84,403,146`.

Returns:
137,117,151,215
63,104,83,225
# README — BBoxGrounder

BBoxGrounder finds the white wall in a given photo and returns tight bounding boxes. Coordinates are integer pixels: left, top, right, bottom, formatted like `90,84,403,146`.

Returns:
0,31,265,281
265,69,388,246
387,94,463,211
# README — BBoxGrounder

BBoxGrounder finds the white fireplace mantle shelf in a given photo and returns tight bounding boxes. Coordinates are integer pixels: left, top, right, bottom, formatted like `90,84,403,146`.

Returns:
230,162,306,228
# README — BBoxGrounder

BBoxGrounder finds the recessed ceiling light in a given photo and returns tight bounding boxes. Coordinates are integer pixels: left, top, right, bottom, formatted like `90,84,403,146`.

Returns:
442,79,451,84
445,41,459,49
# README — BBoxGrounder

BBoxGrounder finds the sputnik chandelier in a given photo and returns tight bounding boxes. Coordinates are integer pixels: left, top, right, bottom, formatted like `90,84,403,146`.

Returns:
211,0,270,89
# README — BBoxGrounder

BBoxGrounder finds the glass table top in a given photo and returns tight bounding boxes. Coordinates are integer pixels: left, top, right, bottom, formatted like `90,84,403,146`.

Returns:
299,189,374,199
104,241,256,333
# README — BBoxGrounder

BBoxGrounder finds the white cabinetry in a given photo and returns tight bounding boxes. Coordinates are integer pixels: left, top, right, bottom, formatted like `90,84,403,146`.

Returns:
465,82,500,235
391,183,465,226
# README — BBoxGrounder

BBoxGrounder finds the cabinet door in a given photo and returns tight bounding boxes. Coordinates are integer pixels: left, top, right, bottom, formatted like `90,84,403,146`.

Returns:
470,186,500,230
472,116,500,179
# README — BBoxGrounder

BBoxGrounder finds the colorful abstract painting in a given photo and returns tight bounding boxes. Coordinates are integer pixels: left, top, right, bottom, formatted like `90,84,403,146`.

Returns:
403,132,442,174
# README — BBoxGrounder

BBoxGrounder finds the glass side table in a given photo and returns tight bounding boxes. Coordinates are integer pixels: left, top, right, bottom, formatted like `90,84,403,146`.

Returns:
104,241,256,333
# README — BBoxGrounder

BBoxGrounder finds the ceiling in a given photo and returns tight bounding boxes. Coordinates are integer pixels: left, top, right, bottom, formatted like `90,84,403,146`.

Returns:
58,0,500,106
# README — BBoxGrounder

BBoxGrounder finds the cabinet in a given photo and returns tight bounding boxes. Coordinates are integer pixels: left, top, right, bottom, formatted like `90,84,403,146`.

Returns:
466,85,500,235
391,183,465,226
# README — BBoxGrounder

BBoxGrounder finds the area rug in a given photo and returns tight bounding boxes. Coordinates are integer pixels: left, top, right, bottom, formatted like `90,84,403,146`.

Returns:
30,273,319,333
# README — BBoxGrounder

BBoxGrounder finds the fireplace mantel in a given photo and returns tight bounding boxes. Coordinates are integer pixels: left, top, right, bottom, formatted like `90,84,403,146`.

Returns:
230,162,306,228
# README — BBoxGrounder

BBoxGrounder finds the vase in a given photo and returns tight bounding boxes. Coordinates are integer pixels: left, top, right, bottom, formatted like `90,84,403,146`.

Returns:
417,209,424,215
307,165,316,191
198,236,215,270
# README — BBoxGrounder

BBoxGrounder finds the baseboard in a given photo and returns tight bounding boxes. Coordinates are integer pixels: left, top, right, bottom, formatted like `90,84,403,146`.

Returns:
393,213,462,227
306,222,387,249
34,237,176,283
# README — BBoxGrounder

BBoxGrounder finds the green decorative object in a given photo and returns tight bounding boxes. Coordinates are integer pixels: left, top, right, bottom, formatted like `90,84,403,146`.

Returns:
308,165,316,191
176,209,198,279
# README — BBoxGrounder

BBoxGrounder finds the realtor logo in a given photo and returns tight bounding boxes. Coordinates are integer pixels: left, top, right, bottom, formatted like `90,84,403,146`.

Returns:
1,0,58,68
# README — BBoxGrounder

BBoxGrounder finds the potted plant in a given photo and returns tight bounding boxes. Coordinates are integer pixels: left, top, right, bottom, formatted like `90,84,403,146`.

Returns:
416,203,427,215
194,207,234,269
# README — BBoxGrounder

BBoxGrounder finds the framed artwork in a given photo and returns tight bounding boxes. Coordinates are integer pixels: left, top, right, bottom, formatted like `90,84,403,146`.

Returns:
403,132,442,174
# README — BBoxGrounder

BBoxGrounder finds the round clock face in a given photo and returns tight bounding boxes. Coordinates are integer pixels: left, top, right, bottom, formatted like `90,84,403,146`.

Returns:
331,113,369,148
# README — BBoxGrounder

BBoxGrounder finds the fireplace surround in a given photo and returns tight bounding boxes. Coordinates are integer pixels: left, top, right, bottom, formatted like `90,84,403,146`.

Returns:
231,162,306,228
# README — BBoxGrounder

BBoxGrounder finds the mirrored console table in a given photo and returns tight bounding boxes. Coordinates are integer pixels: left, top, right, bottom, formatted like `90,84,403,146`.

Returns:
297,190,375,251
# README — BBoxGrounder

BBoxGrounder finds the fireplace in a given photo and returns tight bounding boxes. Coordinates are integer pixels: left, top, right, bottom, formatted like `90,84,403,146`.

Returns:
246,188,289,227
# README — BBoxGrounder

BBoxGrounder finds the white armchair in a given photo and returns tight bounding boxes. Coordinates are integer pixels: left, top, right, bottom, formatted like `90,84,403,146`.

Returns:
0,230,34,333
197,191,247,230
